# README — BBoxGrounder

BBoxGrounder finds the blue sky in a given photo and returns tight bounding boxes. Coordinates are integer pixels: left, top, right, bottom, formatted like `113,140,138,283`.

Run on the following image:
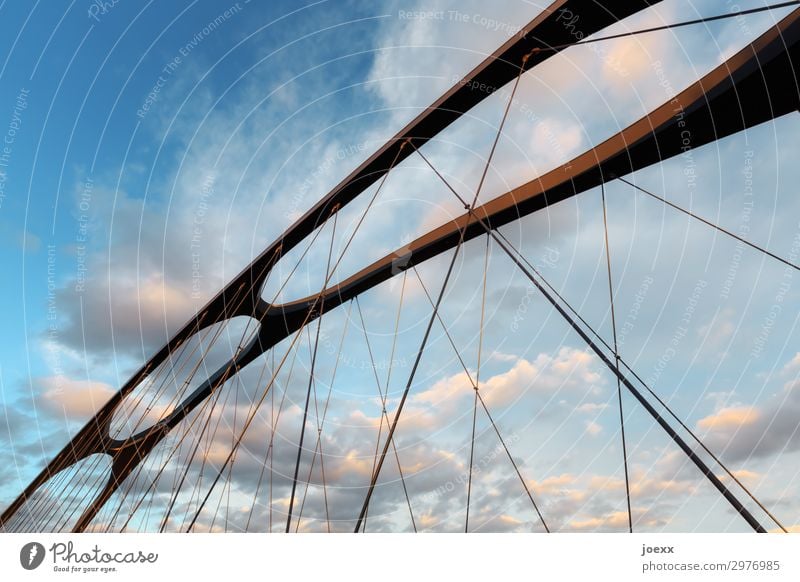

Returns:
1,0,799,532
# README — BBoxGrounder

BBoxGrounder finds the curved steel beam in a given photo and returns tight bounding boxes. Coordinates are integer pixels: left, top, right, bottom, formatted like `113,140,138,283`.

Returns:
264,8,800,345
1,0,660,531
73,7,800,533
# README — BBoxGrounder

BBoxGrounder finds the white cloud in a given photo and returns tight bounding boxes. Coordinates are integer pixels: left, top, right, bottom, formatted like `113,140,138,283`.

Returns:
37,375,115,420
697,406,760,431
9,1,800,533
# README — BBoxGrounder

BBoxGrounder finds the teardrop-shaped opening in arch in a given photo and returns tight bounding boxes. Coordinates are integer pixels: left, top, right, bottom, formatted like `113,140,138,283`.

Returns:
0,453,112,533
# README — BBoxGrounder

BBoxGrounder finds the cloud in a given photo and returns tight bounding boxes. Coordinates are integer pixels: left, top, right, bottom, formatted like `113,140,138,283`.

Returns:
367,0,533,115
9,1,800,533
577,402,608,414
697,406,760,431
334,346,608,444
527,467,695,532
36,376,115,420
568,507,666,532
527,116,585,169
412,369,473,407
683,353,800,466
696,379,800,463
584,420,602,437
0,374,117,518
486,347,603,405
784,353,800,375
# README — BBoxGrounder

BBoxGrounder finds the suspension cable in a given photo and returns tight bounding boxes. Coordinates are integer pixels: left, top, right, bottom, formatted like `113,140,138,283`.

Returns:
412,143,786,531
186,141,408,533
386,272,418,532
286,211,339,532
491,217,767,531
411,266,550,532
114,231,325,532
353,54,529,532
601,183,633,533
617,176,800,273
355,295,417,532
244,341,298,532
466,235,490,532
92,275,267,532
145,234,316,532
493,226,788,533
292,328,331,532
413,149,768,532
542,2,800,53
475,391,549,532
293,301,354,532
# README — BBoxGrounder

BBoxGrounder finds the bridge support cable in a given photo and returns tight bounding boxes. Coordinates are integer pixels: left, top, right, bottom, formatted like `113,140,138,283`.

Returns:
110,227,333,533
292,328,333,532
490,225,790,533
69,275,267,532
80,314,232,528
286,212,339,532
163,373,243,531
492,216,767,531
294,300,356,532
123,365,245,531
188,6,784,532
465,235,490,533
410,243,547,532
125,270,306,532
80,231,319,532
412,146,769,533
351,214,465,532
186,142,408,533
475,391,550,532
190,351,263,532
616,176,800,273
246,336,306,532
132,139,410,528
245,350,277,532
30,314,216,530
600,183,633,533
384,273,418,532
253,301,351,532
153,287,293,532
114,344,243,532
356,294,417,532
535,2,800,54
269,350,276,531
353,56,529,532
13,292,247,532
270,351,276,530
410,266,550,532
184,222,353,531
118,198,340,530
465,383,480,532
8,2,800,534
216,376,244,532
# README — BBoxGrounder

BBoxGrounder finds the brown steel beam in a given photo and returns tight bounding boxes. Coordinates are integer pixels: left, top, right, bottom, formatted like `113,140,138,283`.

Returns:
109,7,800,532
1,0,660,532
266,8,800,345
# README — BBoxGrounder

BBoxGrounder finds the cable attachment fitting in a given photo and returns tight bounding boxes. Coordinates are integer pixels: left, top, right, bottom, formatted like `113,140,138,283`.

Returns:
522,47,542,65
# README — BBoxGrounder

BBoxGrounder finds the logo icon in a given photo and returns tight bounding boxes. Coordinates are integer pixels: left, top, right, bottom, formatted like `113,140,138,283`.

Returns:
20,542,45,570
390,245,413,276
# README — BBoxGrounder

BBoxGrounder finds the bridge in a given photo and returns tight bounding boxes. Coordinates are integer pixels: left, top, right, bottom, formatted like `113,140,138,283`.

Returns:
2,0,799,533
